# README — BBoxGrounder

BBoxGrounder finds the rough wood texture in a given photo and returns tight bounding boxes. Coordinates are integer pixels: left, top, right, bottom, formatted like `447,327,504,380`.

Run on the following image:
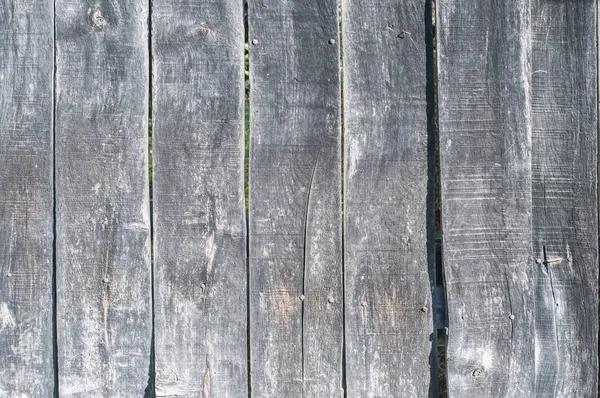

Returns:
531,2,598,396
437,1,536,396
0,0,55,395
343,1,436,396
248,0,342,396
55,1,152,395
152,0,247,396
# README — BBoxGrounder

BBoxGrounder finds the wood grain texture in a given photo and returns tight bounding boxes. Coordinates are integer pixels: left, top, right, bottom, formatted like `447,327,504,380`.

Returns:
437,1,536,396
531,2,598,396
152,0,247,396
0,0,55,395
248,1,342,396
55,1,152,395
343,1,436,396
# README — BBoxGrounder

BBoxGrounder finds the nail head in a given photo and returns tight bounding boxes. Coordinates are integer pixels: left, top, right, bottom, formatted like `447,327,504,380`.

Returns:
251,39,258,45
299,294,305,301
421,306,428,313
328,297,335,304
328,38,335,45
509,314,515,320
103,278,109,283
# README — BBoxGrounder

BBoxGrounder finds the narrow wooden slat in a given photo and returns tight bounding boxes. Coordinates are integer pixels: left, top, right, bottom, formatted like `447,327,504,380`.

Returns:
437,1,536,396
55,2,152,395
343,1,436,396
248,1,342,396
152,0,247,396
0,1,55,395
531,2,598,396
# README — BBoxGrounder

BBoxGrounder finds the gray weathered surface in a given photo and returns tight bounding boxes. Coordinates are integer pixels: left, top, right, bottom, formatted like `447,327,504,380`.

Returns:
531,2,598,396
437,1,536,396
248,0,343,396
0,0,55,395
152,0,247,396
343,1,436,396
55,1,152,395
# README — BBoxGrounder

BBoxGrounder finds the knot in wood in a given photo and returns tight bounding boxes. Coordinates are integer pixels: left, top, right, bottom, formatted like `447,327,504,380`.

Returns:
90,9,108,28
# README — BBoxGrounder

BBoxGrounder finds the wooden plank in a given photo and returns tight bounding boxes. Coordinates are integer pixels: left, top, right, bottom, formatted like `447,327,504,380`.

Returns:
152,0,247,396
437,1,536,396
343,1,437,396
248,1,342,396
0,0,55,395
54,1,152,395
531,2,598,396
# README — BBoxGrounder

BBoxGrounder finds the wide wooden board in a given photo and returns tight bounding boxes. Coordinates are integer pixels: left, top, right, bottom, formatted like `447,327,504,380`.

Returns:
54,1,152,395
0,0,55,395
437,1,536,396
531,1,598,396
343,1,437,396
152,0,247,396
248,0,343,396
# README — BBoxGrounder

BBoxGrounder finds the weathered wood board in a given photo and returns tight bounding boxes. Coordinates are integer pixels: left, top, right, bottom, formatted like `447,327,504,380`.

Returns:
343,1,437,396
530,1,598,396
0,0,55,395
437,1,536,396
54,1,152,395
152,0,247,396
248,0,343,396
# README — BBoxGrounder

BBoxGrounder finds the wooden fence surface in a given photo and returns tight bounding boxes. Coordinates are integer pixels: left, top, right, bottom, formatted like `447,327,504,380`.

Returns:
0,0,597,397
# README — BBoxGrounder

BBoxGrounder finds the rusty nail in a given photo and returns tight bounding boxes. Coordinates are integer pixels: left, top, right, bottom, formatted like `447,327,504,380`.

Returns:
251,39,258,45
328,38,335,45
299,294,305,301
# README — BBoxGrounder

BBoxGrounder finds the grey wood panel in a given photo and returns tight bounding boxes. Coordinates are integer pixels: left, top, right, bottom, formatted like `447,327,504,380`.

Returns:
248,0,343,396
531,2,598,396
152,0,247,396
437,1,536,396
343,1,436,396
54,1,152,395
0,0,55,395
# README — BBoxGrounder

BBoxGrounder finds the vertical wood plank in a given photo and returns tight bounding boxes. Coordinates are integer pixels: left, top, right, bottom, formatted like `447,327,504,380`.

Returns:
248,1,343,396
343,1,436,396
55,1,152,395
437,1,536,396
531,2,598,396
152,0,247,396
0,0,55,395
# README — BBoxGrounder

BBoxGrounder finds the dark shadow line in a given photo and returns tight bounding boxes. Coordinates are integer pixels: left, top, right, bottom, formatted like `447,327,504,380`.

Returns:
144,0,156,396
425,1,441,397
244,1,251,396
52,0,60,395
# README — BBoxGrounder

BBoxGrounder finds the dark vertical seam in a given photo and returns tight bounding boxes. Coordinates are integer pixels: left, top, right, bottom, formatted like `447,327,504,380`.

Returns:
144,0,156,396
52,0,59,395
244,0,251,395
338,1,347,396
425,1,440,397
